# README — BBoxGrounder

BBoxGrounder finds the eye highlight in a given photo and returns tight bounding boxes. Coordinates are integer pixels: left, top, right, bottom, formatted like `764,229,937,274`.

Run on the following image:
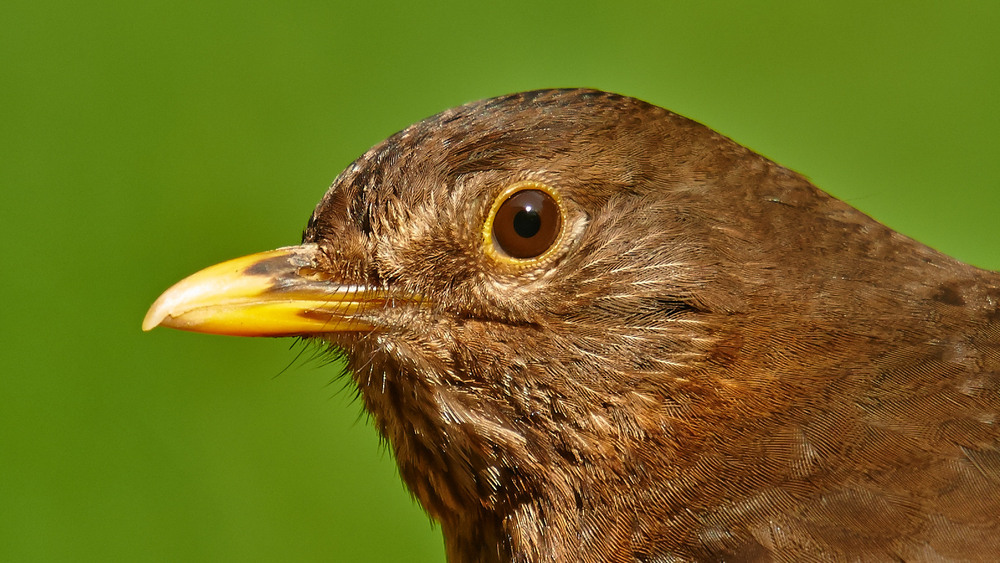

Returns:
483,181,564,266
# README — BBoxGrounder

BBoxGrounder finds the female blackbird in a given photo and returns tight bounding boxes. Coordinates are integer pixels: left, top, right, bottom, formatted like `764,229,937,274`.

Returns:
145,89,1000,562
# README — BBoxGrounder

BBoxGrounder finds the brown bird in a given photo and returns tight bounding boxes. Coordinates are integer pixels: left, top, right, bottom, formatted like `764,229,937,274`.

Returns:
144,89,1000,562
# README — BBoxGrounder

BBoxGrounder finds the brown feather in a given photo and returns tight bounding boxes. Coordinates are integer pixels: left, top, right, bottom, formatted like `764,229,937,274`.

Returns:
294,89,1000,561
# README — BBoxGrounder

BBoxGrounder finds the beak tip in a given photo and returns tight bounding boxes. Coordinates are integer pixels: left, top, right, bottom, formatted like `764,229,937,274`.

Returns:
143,289,178,332
142,305,166,331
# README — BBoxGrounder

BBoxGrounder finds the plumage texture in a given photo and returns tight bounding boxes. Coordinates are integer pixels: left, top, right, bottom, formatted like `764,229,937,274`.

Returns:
300,89,1000,561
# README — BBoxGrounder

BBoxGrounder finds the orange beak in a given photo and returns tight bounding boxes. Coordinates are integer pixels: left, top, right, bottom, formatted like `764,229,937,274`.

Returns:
143,244,393,337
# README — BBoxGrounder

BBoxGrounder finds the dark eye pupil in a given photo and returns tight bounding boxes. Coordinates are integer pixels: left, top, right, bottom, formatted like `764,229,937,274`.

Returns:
513,209,541,238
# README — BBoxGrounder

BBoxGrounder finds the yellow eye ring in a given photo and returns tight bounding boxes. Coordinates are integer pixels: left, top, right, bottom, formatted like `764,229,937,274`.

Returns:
482,181,565,268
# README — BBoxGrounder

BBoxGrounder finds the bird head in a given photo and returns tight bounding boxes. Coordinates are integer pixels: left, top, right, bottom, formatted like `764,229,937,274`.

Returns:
145,89,986,560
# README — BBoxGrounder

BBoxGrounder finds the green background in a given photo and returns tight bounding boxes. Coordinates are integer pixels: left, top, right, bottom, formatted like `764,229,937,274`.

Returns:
3,1,997,561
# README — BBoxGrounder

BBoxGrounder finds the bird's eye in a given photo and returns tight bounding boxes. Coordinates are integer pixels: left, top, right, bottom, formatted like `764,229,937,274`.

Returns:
484,181,564,265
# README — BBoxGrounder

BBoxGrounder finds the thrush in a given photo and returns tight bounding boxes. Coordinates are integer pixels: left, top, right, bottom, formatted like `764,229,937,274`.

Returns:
144,89,1000,562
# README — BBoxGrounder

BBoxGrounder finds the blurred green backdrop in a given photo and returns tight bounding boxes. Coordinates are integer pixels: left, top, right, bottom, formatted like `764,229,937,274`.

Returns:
2,1,997,561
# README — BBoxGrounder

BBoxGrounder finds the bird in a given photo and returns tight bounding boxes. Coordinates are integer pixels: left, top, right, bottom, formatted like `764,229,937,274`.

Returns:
144,89,1000,562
